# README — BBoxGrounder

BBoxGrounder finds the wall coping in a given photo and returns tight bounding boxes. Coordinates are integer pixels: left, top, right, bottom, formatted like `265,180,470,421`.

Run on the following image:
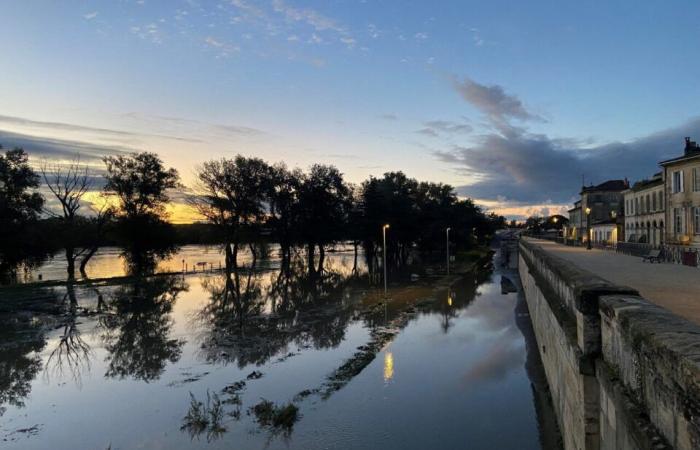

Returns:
600,294,700,398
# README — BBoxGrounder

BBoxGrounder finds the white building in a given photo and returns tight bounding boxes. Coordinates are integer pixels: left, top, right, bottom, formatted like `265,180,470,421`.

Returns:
622,173,664,247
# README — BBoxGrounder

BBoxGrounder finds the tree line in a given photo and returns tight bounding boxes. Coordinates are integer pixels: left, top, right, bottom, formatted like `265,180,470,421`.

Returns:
0,145,505,282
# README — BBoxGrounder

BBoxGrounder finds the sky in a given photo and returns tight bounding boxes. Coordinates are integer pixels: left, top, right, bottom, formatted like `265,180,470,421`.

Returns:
2,0,700,221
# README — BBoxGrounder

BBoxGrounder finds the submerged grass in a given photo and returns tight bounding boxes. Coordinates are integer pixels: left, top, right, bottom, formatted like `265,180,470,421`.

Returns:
181,390,226,441
250,399,300,429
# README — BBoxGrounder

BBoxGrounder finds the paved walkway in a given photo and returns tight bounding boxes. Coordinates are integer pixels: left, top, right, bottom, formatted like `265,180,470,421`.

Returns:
525,238,700,326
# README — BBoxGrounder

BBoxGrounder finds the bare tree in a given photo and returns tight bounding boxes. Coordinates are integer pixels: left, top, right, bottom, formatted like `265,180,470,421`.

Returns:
41,157,92,279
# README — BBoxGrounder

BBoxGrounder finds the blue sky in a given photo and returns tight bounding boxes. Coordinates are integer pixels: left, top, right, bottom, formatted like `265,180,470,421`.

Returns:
2,0,700,219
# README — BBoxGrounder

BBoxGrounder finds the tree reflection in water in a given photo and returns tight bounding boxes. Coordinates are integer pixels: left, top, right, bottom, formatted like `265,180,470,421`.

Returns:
0,319,45,417
44,283,92,387
195,252,365,368
99,275,188,381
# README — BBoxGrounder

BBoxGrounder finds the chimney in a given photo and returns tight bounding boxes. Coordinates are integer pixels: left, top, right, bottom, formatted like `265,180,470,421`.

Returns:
685,136,698,155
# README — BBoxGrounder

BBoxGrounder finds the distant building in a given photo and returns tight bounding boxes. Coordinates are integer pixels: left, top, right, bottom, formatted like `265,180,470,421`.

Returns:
566,200,582,241
580,179,629,243
622,172,664,246
660,137,700,246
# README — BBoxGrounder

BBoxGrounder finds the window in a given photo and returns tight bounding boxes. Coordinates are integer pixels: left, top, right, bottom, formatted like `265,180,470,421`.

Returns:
694,168,700,192
658,191,663,211
634,198,639,214
645,195,650,213
674,208,684,234
652,192,657,211
695,207,700,235
672,170,684,193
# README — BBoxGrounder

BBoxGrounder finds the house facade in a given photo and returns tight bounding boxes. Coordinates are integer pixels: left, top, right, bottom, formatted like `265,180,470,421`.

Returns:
622,173,664,247
566,200,582,241
580,179,628,243
660,137,700,247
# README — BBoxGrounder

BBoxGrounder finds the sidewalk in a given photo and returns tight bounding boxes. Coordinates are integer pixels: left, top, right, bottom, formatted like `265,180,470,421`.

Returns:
524,238,700,325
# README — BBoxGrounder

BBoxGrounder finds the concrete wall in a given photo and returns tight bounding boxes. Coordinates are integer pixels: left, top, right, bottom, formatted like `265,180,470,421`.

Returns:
519,238,700,449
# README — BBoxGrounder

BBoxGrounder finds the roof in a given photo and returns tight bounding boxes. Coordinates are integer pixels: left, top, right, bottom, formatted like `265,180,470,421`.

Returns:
630,176,663,192
659,137,700,166
591,218,618,226
581,179,629,194
659,151,700,166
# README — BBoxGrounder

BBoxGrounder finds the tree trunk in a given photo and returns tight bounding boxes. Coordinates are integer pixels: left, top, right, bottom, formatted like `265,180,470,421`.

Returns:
307,242,315,275
317,244,325,274
78,246,98,277
65,247,76,280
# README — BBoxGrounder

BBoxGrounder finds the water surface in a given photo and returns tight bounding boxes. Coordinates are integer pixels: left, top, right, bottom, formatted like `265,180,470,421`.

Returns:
0,247,559,449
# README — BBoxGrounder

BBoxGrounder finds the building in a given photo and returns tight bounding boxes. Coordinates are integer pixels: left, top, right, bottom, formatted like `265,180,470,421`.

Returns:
660,137,700,246
566,200,582,241
622,172,664,246
580,179,629,243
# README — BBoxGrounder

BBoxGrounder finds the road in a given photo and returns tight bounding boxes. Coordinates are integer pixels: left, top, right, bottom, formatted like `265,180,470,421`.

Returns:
525,238,700,325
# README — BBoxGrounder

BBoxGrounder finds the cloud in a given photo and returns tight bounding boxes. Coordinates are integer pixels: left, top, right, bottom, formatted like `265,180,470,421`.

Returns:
0,114,202,144
380,114,398,121
204,36,240,56
130,23,163,44
414,32,428,40
83,11,99,20
418,119,472,138
0,130,132,162
452,77,543,128
272,0,344,33
436,118,698,204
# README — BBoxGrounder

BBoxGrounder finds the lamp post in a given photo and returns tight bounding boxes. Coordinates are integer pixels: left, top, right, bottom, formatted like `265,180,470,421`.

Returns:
383,224,390,296
585,207,592,250
446,227,451,275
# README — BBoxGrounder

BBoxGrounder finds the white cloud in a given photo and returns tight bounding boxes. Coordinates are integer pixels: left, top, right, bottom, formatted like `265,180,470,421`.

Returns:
83,11,98,20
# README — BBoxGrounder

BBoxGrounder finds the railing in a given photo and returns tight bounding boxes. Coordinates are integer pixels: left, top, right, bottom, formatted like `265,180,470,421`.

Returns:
616,242,653,257
661,244,700,267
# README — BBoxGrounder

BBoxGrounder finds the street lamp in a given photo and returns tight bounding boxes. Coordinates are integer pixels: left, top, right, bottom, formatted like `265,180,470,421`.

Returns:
585,207,592,250
446,227,451,275
383,224,390,296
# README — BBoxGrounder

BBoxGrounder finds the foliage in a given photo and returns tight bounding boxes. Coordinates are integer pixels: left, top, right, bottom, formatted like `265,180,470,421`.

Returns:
0,147,46,278
103,152,180,273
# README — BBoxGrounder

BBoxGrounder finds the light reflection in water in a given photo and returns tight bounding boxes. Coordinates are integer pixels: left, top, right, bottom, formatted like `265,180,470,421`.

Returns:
384,351,394,383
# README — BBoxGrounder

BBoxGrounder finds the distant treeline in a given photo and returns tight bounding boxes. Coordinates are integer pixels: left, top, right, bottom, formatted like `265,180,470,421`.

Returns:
0,145,505,282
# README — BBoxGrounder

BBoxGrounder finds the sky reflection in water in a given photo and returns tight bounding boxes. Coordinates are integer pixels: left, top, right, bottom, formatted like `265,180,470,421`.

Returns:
0,248,555,449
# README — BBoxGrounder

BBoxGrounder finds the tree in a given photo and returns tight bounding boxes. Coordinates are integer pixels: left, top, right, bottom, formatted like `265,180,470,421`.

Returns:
296,164,351,273
192,156,272,270
41,158,93,279
267,163,302,264
0,146,45,278
103,152,179,218
103,152,180,273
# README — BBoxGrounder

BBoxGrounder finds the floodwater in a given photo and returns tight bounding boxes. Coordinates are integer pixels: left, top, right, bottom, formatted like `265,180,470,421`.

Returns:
11,244,269,284
0,245,560,449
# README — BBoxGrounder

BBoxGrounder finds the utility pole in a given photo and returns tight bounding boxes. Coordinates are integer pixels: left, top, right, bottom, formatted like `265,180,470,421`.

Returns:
383,224,390,296
446,227,451,275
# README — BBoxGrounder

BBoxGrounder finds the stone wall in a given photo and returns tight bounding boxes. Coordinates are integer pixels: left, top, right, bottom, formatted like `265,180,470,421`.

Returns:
519,238,700,450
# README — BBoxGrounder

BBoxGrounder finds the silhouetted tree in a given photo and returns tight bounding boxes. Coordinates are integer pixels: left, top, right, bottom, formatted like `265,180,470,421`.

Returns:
267,163,302,264
193,156,272,270
103,152,180,274
0,146,45,280
41,158,93,279
296,164,351,273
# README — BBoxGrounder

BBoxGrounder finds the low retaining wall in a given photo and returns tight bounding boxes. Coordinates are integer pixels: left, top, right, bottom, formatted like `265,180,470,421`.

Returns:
519,238,700,450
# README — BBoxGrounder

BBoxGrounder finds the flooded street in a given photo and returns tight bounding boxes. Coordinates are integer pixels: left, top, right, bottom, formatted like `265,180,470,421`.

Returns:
0,246,559,449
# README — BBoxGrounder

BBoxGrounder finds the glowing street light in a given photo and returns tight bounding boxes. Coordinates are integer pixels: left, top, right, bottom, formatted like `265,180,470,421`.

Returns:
446,227,451,275
383,224,390,296
585,207,592,250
